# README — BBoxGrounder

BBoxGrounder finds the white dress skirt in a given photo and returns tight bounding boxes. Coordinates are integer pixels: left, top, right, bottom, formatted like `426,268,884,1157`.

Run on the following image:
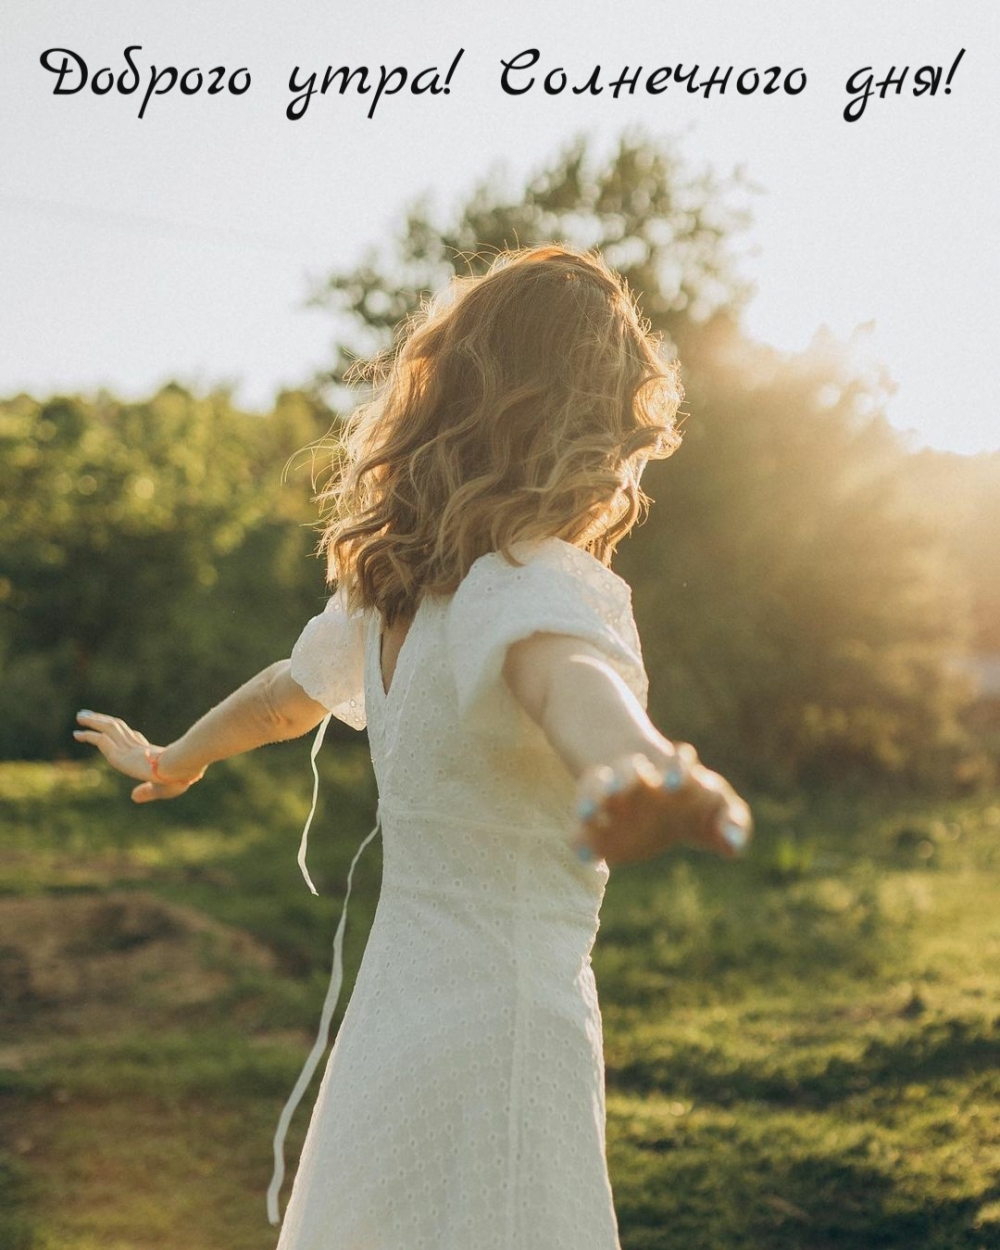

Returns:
271,536,649,1250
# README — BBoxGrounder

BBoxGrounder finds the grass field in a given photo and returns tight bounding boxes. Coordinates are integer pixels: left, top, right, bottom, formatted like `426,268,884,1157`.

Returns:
2,746,999,1250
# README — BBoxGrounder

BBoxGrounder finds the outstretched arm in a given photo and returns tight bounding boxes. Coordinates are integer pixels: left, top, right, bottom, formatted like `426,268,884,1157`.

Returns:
74,660,329,803
502,633,752,866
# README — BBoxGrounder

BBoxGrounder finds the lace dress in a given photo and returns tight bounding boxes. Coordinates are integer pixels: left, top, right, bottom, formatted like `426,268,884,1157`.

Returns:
271,535,648,1250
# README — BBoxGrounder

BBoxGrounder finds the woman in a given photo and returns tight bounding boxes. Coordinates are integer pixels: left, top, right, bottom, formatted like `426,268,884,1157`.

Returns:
75,244,751,1249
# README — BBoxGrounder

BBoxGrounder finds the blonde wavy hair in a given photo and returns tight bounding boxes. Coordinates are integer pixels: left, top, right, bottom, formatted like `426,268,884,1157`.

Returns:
313,244,683,624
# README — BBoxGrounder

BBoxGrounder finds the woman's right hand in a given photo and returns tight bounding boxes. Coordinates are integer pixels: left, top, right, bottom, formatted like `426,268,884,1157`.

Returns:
74,711,204,804
572,744,752,867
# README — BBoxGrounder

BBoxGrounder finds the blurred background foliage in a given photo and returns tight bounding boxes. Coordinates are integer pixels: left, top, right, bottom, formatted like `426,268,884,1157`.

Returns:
2,130,997,793
0,387,334,757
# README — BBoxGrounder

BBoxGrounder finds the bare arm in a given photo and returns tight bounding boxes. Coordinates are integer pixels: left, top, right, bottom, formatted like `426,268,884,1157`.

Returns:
503,635,673,779
502,633,752,865
74,659,330,803
157,660,329,776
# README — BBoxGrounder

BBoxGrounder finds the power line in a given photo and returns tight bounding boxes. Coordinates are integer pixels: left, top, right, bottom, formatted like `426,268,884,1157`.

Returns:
0,192,329,263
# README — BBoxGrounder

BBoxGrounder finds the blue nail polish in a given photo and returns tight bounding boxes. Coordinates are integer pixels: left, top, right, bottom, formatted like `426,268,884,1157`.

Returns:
78,709,94,717
577,797,599,820
575,843,597,864
661,763,684,792
721,820,748,851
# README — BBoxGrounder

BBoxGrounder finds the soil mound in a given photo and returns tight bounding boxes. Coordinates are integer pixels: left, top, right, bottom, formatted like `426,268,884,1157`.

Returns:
0,891,276,1040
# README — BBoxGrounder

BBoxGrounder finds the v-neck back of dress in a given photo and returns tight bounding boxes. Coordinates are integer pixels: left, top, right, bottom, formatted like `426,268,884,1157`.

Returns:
377,605,420,700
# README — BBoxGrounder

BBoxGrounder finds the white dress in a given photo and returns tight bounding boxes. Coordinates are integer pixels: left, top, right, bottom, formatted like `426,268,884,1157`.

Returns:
272,535,649,1250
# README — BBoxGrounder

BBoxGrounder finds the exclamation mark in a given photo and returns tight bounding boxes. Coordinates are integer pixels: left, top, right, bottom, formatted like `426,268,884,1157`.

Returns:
443,48,464,94
944,47,965,93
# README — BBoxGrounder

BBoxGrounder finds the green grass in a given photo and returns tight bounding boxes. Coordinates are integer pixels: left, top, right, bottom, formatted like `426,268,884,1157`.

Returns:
2,751,1000,1248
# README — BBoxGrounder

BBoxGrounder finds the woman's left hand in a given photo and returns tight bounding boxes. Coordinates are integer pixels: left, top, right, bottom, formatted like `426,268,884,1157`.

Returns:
73,711,198,803
572,747,752,867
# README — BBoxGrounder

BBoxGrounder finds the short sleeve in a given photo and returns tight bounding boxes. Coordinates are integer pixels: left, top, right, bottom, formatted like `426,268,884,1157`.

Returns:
445,537,648,736
289,583,367,730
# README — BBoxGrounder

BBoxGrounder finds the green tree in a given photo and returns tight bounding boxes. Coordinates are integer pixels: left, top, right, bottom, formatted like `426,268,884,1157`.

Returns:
307,130,755,390
0,385,333,758
620,318,974,789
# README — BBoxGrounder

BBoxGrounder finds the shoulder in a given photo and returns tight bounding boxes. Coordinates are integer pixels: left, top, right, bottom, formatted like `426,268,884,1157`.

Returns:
460,534,632,593
288,582,369,730
446,536,647,711
456,536,636,630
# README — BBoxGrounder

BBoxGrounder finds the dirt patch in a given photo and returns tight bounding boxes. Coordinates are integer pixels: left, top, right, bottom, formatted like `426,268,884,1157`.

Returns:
0,891,276,1042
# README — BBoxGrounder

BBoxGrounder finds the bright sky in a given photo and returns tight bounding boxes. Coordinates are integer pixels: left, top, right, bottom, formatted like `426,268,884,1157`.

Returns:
2,0,997,454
